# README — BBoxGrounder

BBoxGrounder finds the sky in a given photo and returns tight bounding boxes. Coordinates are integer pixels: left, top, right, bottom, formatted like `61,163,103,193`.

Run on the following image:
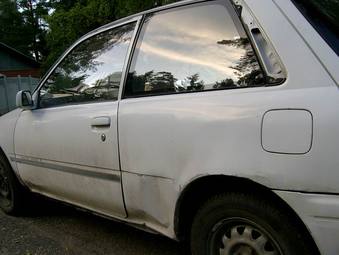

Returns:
132,2,247,87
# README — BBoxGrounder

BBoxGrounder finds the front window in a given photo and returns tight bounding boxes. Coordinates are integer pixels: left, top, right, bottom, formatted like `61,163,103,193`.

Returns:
39,22,136,108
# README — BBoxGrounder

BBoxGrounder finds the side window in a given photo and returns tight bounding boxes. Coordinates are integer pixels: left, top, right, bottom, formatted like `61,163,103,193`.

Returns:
125,1,264,97
39,22,136,108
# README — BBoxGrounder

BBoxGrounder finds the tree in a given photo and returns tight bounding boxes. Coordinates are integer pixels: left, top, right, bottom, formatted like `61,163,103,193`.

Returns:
213,78,236,89
43,0,181,72
0,0,28,55
217,37,264,86
148,71,177,92
186,73,204,91
115,0,179,19
126,70,177,94
44,0,117,71
17,0,50,62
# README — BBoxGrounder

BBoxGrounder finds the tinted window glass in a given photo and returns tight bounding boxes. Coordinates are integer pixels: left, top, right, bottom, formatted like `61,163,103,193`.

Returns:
292,0,339,55
39,23,135,108
125,1,264,97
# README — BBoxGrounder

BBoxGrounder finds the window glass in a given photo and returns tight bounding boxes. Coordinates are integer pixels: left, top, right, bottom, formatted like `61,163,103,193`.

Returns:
292,0,339,55
125,1,264,97
39,22,135,108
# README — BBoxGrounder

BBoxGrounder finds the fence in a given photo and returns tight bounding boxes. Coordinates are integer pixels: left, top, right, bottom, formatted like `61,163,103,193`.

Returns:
0,76,40,116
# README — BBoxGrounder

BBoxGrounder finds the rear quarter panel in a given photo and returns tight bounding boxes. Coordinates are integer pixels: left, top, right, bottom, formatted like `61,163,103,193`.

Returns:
118,0,339,238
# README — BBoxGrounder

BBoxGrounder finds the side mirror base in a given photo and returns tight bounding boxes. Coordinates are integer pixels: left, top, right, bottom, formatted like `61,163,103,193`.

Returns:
16,90,34,110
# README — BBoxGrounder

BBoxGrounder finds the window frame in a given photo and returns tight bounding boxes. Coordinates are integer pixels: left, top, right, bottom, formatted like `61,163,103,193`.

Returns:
33,16,142,110
121,0,284,100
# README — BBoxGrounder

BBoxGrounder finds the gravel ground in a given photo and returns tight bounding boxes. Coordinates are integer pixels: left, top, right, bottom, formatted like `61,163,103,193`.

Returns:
0,197,185,255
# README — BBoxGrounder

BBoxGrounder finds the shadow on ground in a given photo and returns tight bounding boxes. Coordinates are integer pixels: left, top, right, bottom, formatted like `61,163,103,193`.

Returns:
0,196,186,255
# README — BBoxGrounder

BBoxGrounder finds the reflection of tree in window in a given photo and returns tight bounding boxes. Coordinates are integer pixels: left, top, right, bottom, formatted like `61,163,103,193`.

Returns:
213,78,236,89
215,38,264,88
186,74,205,91
40,23,135,107
125,2,266,97
146,71,177,92
51,25,133,92
127,71,177,94
127,35,265,93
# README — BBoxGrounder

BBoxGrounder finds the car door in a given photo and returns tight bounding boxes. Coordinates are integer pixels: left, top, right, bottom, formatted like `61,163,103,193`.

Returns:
13,19,139,218
118,0,272,226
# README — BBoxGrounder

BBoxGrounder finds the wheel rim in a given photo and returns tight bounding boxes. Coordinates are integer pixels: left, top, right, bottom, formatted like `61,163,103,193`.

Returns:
0,163,12,207
209,218,283,255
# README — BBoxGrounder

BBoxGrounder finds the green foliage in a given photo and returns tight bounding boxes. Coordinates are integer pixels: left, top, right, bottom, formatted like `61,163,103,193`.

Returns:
115,0,178,18
43,0,180,73
0,0,50,62
186,74,204,91
17,0,50,62
0,0,28,55
0,0,180,74
213,79,235,89
43,0,117,71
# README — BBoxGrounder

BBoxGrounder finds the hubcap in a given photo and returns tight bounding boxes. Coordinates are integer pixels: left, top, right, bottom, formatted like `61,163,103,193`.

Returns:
210,219,282,255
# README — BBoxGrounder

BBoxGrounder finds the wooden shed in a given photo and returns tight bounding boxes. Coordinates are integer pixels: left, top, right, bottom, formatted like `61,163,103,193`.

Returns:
0,42,40,78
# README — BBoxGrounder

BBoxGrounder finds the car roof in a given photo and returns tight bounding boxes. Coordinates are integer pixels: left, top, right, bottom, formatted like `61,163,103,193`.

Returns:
82,0,210,40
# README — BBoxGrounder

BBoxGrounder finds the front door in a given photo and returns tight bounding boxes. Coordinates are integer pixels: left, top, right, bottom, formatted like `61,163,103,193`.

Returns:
13,21,137,218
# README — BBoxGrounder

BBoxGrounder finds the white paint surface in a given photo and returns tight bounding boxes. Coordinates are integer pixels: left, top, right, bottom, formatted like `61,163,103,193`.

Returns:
0,1,338,254
262,109,313,154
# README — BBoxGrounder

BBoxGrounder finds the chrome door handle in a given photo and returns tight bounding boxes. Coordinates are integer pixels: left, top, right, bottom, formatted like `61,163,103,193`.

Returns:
91,117,111,128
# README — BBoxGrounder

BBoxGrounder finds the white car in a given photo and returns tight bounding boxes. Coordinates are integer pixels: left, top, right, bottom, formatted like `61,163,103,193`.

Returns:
0,0,338,254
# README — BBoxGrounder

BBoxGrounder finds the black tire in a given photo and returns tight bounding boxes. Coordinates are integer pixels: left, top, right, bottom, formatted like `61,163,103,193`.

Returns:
0,152,25,215
190,193,315,255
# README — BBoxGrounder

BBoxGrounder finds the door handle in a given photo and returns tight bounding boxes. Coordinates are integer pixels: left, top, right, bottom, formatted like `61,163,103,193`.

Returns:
91,116,111,128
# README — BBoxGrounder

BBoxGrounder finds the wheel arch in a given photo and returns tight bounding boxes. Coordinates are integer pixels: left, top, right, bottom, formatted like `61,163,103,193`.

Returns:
0,145,26,188
174,174,320,254
0,146,10,163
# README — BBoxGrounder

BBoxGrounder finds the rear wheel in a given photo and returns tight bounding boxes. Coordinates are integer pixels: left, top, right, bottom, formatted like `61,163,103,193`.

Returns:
0,153,25,215
190,193,314,255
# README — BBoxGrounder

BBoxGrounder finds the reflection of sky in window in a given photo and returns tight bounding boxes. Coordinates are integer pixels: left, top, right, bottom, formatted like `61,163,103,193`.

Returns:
133,3,246,87
70,32,133,87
